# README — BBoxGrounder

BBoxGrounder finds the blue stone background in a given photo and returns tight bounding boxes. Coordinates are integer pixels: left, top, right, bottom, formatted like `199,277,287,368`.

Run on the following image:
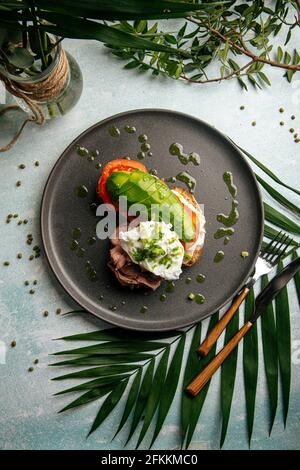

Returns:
1,27,300,450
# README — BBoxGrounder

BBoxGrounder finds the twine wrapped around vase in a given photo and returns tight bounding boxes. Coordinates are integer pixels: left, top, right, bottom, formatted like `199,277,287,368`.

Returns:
0,48,69,152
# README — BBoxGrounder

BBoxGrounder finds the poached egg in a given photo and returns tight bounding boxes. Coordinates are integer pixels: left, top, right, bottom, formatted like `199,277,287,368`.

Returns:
119,220,184,280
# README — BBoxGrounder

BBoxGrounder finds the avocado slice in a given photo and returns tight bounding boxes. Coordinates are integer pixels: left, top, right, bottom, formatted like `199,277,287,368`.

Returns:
106,170,195,241
105,171,131,200
119,170,157,200
106,170,156,203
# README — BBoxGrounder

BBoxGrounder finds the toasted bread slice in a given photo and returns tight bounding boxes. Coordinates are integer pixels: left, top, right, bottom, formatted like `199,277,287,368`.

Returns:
172,186,204,267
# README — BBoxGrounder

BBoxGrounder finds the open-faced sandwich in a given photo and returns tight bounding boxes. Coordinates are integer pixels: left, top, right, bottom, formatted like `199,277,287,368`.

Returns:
97,159,205,290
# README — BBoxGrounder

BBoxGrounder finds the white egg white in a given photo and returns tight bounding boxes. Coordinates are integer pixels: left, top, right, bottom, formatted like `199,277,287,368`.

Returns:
119,220,184,280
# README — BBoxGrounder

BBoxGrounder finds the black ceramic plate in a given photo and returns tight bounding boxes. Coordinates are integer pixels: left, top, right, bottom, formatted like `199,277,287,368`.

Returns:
41,109,263,331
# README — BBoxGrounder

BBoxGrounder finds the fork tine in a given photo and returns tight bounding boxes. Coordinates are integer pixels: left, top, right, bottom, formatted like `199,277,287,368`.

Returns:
264,231,286,262
271,236,293,266
261,230,282,259
266,233,289,264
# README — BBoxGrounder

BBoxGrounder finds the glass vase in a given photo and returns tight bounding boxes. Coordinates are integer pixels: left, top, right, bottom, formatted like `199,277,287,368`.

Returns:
0,42,83,120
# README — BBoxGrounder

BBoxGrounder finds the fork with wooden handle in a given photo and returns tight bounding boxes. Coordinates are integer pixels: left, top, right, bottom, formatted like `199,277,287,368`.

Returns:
187,254,300,397
198,231,292,357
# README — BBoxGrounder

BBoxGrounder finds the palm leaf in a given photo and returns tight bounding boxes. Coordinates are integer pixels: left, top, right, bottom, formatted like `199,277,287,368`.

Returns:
87,377,129,436
0,1,29,10
136,346,170,448
114,367,142,437
264,202,300,235
126,358,155,444
234,143,300,196
56,328,180,342
260,275,278,434
264,224,298,246
184,312,219,449
0,10,26,20
52,340,168,356
35,0,225,20
181,323,201,447
275,260,291,426
150,334,186,447
51,353,151,367
257,174,300,217
59,384,115,413
243,288,258,446
54,375,131,396
52,364,138,380
38,12,190,56
220,308,240,448
292,251,300,306
55,327,130,341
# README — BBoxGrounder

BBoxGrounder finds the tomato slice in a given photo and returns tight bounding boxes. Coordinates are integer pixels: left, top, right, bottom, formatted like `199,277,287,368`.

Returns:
97,159,147,203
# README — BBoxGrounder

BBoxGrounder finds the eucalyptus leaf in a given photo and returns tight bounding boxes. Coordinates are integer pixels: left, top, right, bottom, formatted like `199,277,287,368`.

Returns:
124,60,140,69
259,74,271,89
277,46,283,62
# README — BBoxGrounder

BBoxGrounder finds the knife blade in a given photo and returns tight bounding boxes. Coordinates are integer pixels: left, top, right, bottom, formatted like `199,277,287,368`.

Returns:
251,255,300,323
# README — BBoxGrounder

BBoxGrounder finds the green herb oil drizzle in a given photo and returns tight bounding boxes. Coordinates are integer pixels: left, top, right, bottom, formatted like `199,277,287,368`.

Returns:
214,250,225,263
213,172,239,253
169,143,200,166
75,185,88,198
214,227,235,239
217,200,239,227
195,294,205,304
175,171,196,194
124,125,136,134
223,171,237,198
109,125,120,137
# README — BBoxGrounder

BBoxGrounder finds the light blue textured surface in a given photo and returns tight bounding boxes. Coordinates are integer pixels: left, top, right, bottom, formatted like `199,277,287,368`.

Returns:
1,35,300,450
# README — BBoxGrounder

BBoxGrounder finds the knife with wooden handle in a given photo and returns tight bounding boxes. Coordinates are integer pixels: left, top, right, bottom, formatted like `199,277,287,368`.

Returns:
187,256,300,397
